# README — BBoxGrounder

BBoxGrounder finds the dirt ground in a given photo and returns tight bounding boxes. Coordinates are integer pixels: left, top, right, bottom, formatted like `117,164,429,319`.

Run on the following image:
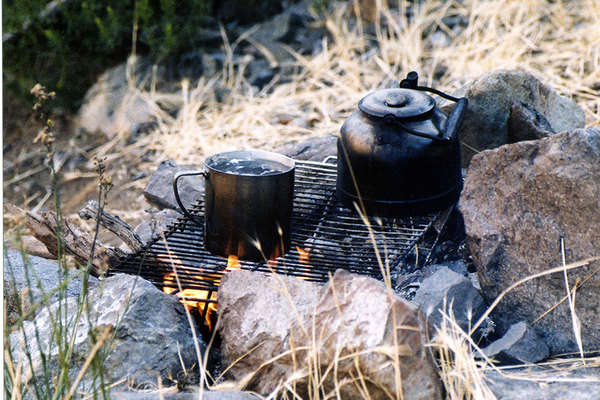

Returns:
3,95,158,248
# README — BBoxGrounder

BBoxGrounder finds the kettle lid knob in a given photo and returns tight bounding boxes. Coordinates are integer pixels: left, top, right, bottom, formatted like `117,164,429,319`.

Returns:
358,88,435,119
384,92,409,108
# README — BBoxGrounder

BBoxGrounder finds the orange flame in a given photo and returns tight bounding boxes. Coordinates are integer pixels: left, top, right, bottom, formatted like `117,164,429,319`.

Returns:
226,255,241,270
296,246,310,264
158,253,220,331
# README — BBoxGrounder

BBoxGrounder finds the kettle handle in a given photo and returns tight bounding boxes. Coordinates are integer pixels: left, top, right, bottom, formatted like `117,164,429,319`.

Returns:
444,97,468,141
399,71,468,142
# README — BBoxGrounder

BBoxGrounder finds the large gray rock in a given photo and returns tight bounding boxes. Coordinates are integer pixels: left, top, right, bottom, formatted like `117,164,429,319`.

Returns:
301,270,442,400
218,270,442,400
459,128,600,355
144,160,204,211
8,274,202,394
217,270,323,394
76,57,157,137
412,266,486,334
3,249,99,325
485,366,600,400
441,70,585,166
482,321,549,364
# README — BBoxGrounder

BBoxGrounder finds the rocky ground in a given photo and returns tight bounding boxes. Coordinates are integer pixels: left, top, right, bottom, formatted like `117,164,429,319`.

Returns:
4,1,600,399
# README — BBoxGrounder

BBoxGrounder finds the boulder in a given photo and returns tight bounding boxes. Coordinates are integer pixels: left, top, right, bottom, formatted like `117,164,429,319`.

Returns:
441,70,585,166
76,56,191,139
412,266,486,334
482,321,549,364
249,1,313,45
218,270,442,399
8,274,202,394
144,160,204,211
76,57,158,138
217,270,323,394
459,128,600,355
3,249,99,325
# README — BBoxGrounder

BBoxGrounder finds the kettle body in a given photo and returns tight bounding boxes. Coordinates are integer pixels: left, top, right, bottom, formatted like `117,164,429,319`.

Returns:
336,73,467,216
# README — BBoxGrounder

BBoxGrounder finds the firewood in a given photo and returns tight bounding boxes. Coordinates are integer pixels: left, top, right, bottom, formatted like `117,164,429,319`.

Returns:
25,210,125,276
78,200,144,252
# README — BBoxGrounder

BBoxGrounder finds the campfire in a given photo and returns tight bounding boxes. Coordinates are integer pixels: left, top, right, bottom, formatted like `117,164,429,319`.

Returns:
159,253,242,330
115,158,441,330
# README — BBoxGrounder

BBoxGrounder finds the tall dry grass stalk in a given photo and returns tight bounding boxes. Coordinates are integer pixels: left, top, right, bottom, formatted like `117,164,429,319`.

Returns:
120,0,599,166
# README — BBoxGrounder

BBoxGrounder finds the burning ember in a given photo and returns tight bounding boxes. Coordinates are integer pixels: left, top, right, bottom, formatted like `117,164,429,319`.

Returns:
159,254,241,331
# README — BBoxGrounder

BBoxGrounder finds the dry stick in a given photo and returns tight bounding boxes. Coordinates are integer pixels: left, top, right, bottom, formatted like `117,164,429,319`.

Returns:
25,210,124,276
78,200,144,252
468,256,600,336
5,165,46,185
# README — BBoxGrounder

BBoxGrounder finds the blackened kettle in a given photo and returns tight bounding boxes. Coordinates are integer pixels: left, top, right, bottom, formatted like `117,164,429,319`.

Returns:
337,71,468,216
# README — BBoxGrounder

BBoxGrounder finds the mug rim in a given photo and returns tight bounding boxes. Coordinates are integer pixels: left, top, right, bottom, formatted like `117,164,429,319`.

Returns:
205,149,295,177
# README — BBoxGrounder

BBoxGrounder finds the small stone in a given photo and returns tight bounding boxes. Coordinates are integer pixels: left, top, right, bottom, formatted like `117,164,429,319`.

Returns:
482,321,549,364
134,209,182,245
412,266,486,334
428,30,451,47
485,365,600,400
144,160,204,211
245,58,276,89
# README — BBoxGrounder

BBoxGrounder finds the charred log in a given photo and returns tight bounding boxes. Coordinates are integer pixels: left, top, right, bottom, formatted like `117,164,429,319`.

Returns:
25,210,124,276
79,200,144,252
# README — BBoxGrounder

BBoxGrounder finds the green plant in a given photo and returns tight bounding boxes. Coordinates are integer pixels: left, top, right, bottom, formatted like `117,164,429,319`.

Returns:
3,0,214,111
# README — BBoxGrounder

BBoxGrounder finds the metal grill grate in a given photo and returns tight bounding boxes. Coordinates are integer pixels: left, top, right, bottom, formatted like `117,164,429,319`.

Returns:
113,158,439,297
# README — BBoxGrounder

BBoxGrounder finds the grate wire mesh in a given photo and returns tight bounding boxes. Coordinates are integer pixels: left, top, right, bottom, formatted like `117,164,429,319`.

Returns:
113,158,439,297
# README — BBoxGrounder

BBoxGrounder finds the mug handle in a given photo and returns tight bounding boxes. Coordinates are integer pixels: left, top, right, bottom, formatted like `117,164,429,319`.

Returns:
173,169,207,226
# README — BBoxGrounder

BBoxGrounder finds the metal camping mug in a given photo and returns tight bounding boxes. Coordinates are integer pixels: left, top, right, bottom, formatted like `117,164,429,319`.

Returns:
173,150,295,261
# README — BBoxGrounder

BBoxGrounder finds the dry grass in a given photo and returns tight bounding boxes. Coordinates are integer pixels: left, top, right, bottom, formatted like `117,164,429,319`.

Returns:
115,0,600,169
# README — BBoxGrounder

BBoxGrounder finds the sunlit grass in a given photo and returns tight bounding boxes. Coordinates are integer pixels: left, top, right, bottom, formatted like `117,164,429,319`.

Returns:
116,0,599,168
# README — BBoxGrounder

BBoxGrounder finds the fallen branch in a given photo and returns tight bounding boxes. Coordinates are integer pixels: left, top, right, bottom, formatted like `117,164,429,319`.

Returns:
79,200,144,252
25,210,125,276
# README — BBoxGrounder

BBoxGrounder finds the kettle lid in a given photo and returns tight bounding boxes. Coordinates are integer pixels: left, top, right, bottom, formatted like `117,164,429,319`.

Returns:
358,88,435,119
